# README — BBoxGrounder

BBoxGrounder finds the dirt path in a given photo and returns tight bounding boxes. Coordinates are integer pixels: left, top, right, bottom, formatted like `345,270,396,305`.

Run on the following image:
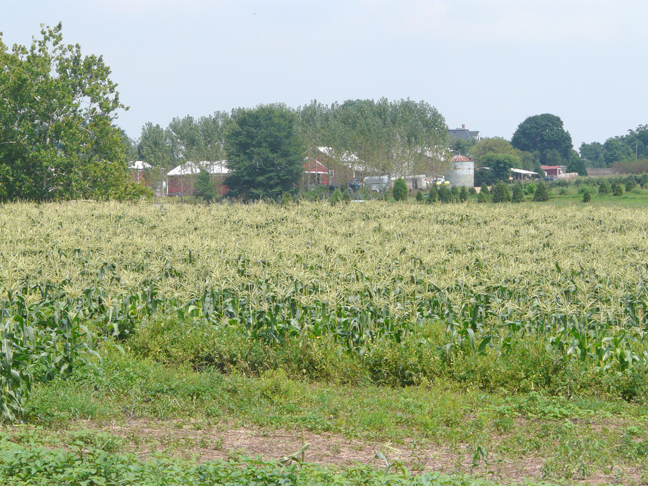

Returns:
69,419,633,484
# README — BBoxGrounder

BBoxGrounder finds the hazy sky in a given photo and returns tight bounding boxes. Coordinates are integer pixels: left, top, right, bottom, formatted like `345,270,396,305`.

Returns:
3,0,646,150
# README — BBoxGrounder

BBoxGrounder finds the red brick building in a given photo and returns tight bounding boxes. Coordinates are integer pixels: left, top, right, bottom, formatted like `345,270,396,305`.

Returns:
166,161,229,197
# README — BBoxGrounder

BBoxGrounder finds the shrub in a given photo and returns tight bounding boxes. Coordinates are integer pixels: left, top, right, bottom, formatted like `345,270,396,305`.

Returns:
613,183,623,196
477,191,488,203
450,186,459,202
415,190,423,203
426,186,438,203
342,190,351,204
480,182,490,195
533,181,550,201
392,178,408,201
329,188,342,205
582,190,591,203
468,187,476,196
491,181,511,203
626,178,636,193
280,192,293,206
512,182,524,203
598,180,610,195
438,185,452,203
525,182,537,195
640,173,648,188
459,186,468,202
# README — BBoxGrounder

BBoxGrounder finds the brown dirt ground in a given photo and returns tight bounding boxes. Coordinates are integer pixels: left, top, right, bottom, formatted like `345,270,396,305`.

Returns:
58,419,643,485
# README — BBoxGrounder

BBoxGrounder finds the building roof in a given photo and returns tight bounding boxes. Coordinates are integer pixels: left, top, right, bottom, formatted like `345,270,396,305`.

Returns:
317,147,368,172
541,166,561,169
303,160,328,174
448,128,481,141
452,155,473,162
510,168,538,175
167,161,229,177
128,161,152,170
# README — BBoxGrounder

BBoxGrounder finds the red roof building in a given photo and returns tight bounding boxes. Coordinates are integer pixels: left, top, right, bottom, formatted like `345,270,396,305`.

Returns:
541,166,563,177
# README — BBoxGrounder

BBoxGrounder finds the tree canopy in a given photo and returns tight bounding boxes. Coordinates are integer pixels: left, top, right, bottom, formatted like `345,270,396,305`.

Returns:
225,104,304,201
0,24,147,200
511,114,573,164
580,124,648,167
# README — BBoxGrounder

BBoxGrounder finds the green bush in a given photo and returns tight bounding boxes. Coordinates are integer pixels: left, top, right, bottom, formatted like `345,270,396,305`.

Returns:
342,190,351,204
480,182,490,195
468,187,477,196
280,192,293,206
525,182,537,195
415,190,423,202
459,186,468,202
511,182,524,203
626,178,636,193
640,173,648,188
533,181,550,201
613,183,623,197
392,178,408,201
477,190,488,203
582,190,591,203
491,181,511,203
598,180,610,195
426,186,438,203
329,188,342,205
438,185,452,203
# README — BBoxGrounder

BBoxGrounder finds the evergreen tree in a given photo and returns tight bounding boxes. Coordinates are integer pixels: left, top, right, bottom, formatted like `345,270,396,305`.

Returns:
598,180,610,195
477,191,488,203
342,189,351,204
613,183,623,196
415,190,423,203
533,181,550,201
450,186,459,203
330,188,342,205
426,185,438,203
511,182,524,203
640,173,648,188
625,177,636,193
582,189,591,203
438,185,452,203
459,186,468,202
480,182,490,195
194,169,216,203
393,178,408,201
492,181,511,203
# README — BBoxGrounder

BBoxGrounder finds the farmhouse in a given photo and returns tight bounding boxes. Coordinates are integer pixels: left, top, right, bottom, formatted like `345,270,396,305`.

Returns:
166,161,229,197
448,124,481,142
128,161,151,184
303,159,329,187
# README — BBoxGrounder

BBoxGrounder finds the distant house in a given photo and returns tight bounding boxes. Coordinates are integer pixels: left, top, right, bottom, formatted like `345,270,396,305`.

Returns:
128,161,152,184
510,168,538,181
312,147,370,186
303,159,329,186
542,165,579,181
541,166,563,177
448,124,481,142
166,161,229,197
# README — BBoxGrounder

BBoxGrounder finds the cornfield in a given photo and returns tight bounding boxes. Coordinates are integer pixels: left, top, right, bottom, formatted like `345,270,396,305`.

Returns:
1,200,648,419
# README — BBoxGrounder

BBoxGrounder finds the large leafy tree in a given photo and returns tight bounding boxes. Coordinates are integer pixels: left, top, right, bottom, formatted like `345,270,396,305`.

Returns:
225,104,304,201
0,24,146,200
511,114,573,163
480,153,519,181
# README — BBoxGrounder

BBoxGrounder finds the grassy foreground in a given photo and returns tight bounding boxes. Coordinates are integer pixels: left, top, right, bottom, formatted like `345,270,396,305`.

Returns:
1,200,648,484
